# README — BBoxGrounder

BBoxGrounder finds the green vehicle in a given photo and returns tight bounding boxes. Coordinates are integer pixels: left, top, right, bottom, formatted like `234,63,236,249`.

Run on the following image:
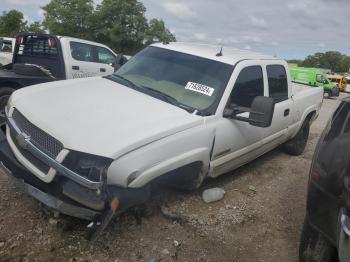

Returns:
290,67,339,97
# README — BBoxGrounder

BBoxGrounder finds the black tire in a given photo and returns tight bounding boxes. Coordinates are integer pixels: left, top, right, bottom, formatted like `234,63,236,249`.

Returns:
283,118,310,156
0,87,15,131
299,218,336,262
156,162,205,191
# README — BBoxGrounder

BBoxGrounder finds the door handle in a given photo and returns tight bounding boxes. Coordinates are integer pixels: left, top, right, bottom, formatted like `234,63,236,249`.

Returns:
100,68,106,72
284,109,290,117
72,66,79,70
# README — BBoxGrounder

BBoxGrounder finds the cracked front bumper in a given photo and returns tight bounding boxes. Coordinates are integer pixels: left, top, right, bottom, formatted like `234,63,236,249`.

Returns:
0,130,101,220
0,129,151,223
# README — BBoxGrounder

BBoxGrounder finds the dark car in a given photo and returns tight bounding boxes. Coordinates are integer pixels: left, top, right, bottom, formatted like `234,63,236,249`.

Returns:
300,97,350,262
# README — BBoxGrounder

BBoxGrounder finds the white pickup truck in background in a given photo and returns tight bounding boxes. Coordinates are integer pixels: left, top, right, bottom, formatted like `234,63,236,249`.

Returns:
0,37,15,67
0,42,324,240
0,33,127,126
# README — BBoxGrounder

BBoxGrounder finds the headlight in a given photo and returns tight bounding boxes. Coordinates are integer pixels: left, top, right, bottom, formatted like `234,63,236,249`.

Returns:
62,151,113,182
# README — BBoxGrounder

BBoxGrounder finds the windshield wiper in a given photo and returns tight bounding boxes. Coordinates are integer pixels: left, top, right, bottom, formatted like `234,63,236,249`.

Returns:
108,74,141,90
107,76,201,114
140,85,196,113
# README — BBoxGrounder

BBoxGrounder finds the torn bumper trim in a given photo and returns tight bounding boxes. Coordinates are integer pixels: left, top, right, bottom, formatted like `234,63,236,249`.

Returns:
15,178,100,220
0,130,101,220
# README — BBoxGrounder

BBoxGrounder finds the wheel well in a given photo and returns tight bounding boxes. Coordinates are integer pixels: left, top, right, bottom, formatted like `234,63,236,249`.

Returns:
306,111,316,122
154,161,204,190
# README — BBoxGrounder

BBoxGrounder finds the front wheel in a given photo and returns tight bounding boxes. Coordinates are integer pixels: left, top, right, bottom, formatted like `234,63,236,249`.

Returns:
283,118,310,156
0,87,15,131
299,218,336,262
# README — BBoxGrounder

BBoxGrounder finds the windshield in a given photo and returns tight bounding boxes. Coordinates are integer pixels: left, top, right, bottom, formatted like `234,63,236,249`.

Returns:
113,46,233,114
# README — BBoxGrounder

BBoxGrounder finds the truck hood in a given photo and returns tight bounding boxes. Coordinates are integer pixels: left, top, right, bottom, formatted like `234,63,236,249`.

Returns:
11,77,204,158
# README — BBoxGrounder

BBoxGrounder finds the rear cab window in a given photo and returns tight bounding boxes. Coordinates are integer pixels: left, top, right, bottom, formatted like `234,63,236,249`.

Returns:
266,65,289,103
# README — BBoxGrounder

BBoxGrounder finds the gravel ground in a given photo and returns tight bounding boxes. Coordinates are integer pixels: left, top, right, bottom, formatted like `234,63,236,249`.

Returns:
0,93,347,262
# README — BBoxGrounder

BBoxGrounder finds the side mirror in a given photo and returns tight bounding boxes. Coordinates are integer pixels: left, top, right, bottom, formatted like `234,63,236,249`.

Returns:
223,96,275,128
249,96,275,127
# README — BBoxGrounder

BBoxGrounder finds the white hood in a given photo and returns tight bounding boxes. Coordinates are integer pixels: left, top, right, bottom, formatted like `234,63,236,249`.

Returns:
11,77,203,158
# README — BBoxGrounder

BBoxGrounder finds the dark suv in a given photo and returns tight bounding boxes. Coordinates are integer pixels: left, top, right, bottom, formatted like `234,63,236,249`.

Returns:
300,97,350,262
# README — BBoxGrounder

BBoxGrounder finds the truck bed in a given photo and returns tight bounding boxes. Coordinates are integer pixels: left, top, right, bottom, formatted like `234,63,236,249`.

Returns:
0,69,53,86
288,82,324,138
291,82,318,96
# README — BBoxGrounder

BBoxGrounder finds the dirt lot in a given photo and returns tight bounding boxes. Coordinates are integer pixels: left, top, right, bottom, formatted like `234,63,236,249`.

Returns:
0,93,347,262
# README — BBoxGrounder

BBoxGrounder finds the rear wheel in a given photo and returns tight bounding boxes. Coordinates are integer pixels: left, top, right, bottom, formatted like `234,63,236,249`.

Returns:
299,218,336,262
283,118,310,156
0,87,15,131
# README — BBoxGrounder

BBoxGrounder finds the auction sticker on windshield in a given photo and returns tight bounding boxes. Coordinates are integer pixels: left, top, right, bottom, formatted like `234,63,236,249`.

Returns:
185,82,215,96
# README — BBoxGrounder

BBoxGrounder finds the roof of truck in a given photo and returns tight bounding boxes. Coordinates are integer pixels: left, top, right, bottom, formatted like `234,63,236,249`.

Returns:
151,42,280,66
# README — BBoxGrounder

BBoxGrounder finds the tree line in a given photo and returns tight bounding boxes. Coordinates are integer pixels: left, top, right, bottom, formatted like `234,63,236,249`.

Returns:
0,0,176,55
288,51,350,73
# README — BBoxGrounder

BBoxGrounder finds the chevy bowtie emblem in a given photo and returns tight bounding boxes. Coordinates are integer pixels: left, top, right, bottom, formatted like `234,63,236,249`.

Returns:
16,133,30,150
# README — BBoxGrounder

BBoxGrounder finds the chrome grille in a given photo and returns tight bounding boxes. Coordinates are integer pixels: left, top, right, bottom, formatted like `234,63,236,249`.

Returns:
10,130,51,174
12,108,63,158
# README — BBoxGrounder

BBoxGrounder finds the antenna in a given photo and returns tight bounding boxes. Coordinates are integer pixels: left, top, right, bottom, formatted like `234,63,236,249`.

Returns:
216,47,223,57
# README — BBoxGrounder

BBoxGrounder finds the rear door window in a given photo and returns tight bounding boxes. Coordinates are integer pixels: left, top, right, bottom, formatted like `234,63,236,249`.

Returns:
230,66,264,108
267,65,288,103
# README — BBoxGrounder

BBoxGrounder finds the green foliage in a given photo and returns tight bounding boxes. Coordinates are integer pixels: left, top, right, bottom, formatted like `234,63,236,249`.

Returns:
145,19,176,45
25,21,45,34
93,0,148,54
1,1,176,55
287,59,303,66
301,51,350,73
0,10,27,37
42,0,94,39
41,0,175,55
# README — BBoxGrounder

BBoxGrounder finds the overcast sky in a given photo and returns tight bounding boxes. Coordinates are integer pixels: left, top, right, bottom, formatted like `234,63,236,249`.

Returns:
2,0,350,59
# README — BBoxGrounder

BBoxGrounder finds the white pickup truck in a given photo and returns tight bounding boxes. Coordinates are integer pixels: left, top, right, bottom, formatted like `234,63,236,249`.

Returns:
0,33,127,127
0,42,323,239
0,37,15,67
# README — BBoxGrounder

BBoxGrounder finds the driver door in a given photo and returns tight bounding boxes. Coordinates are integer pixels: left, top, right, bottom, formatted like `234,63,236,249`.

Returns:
210,62,267,177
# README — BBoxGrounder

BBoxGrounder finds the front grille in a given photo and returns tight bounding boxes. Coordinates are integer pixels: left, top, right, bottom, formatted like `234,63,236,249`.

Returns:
12,108,63,158
10,130,51,174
